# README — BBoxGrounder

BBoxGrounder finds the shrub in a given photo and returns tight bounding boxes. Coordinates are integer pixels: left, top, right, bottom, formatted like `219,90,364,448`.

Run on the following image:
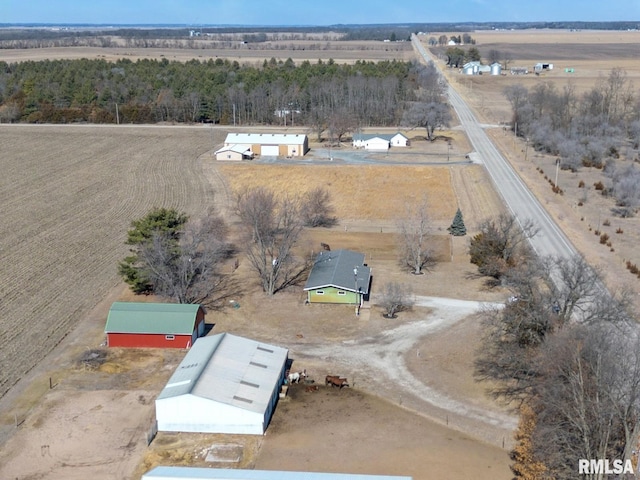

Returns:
578,180,585,188
603,218,611,226
594,181,605,191
616,227,624,234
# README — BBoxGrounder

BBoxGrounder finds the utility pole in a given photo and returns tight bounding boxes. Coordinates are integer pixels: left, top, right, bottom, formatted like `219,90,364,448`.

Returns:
115,103,120,125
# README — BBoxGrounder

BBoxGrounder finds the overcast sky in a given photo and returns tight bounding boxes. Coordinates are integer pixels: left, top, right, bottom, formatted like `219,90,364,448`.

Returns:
2,0,639,25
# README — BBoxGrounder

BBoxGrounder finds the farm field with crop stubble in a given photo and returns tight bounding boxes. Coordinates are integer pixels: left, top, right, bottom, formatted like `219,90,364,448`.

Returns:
0,38,414,64
0,125,218,400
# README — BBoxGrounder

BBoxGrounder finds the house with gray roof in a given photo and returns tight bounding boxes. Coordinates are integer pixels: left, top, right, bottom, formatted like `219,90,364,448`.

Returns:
155,333,288,435
303,249,371,305
352,132,408,150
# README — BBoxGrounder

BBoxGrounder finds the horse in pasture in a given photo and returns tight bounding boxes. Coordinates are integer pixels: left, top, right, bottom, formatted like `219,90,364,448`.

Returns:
325,375,349,388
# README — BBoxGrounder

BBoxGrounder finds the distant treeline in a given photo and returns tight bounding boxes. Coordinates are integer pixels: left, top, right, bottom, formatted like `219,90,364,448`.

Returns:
0,21,638,44
0,57,416,126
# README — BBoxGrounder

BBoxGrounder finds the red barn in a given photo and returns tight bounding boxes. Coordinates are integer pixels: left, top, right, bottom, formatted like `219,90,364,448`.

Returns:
104,302,206,348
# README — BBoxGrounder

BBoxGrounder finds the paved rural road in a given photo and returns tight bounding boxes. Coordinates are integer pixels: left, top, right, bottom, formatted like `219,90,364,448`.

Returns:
411,35,577,262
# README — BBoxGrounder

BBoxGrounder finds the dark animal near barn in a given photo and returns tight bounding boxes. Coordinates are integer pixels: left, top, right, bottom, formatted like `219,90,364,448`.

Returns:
305,385,319,392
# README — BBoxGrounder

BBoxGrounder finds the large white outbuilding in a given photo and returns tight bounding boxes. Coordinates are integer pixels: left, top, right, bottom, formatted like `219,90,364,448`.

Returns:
155,333,288,435
142,467,413,480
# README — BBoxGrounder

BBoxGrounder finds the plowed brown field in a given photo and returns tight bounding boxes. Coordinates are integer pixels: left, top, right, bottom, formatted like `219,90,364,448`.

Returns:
0,125,218,399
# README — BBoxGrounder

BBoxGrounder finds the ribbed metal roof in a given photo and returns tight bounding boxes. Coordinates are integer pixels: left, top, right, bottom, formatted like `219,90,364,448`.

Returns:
142,466,412,480
303,249,370,294
224,133,307,145
104,302,202,335
214,144,252,155
157,333,288,414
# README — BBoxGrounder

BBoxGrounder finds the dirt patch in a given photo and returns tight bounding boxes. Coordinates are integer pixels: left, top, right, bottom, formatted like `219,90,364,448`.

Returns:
256,385,511,479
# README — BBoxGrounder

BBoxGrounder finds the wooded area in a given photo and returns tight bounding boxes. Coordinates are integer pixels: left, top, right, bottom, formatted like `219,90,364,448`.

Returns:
0,57,416,126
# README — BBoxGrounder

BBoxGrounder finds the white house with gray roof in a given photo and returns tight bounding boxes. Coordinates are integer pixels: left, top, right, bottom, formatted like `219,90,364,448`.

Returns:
222,132,308,157
304,249,371,305
352,132,408,150
155,333,288,435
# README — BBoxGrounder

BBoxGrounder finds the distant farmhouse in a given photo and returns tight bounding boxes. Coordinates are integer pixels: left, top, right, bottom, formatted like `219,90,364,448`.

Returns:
352,132,409,150
304,249,371,306
215,133,308,160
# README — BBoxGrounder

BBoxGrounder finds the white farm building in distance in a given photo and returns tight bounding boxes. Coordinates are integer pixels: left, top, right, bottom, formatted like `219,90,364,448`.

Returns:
216,132,309,159
155,333,288,435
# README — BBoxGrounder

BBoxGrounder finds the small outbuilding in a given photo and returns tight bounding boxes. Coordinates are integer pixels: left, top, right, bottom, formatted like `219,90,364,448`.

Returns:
304,249,371,306
214,144,254,161
142,466,413,480
222,133,308,157
155,333,288,435
104,302,205,349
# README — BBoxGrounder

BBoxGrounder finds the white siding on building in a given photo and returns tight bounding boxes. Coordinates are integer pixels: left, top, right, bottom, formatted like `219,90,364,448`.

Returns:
155,333,288,435
142,466,413,480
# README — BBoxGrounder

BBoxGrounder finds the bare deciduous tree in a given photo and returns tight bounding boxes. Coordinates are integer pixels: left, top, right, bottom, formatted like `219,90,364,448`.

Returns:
379,282,415,318
139,212,233,304
299,186,337,228
402,101,451,141
469,213,538,284
397,195,435,275
532,322,640,479
237,187,307,295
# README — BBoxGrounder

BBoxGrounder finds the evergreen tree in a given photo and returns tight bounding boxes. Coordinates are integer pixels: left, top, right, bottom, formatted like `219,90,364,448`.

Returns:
118,207,188,294
447,208,467,236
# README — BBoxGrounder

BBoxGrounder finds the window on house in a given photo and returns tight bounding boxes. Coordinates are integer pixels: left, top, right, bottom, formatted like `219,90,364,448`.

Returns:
165,335,175,340
316,290,324,295
337,291,346,295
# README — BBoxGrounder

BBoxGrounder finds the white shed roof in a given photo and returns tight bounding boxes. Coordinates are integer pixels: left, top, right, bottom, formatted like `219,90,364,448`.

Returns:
214,145,252,155
142,467,413,480
157,333,288,415
225,133,307,145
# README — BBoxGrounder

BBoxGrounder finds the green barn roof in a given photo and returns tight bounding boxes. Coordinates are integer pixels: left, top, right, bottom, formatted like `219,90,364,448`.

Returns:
105,302,203,335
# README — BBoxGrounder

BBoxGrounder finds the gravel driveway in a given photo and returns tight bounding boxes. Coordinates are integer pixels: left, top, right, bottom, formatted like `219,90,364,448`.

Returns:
289,296,517,447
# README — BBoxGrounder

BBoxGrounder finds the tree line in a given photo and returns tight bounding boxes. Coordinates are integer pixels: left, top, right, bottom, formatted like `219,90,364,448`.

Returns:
469,213,639,479
0,57,418,128
505,68,640,217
